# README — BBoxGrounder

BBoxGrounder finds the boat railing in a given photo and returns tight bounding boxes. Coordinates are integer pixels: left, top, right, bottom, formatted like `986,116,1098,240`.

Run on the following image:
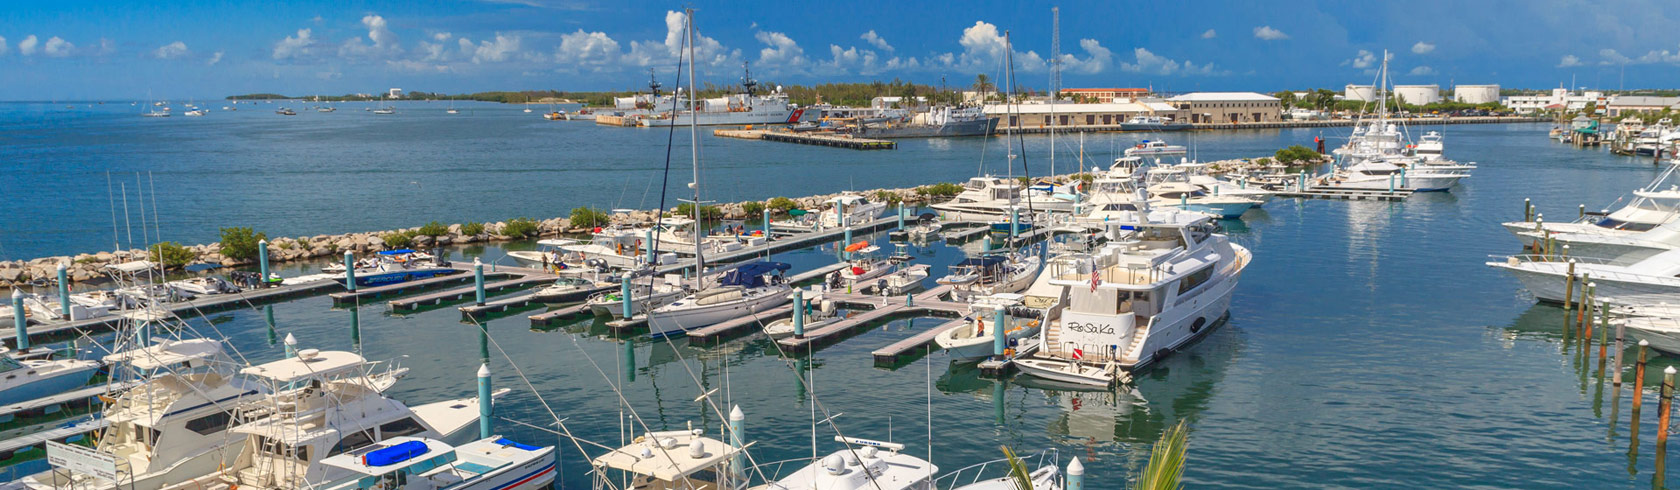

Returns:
1496,254,1623,266
931,449,1061,490
746,456,822,483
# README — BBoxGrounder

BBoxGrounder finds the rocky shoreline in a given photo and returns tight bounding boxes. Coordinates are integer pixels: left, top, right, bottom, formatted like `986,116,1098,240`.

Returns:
0,185,941,288
1,153,1320,289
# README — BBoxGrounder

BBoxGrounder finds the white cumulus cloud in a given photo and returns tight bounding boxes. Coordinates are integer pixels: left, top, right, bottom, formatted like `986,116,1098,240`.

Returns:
1408,65,1434,75
1411,42,1435,54
1058,39,1112,75
754,31,806,72
341,14,402,57
273,28,316,60
1600,48,1631,65
1120,47,1215,75
207,51,223,65
18,35,37,56
861,30,892,52
461,33,520,63
42,36,73,57
1253,26,1288,40
1557,54,1582,67
555,29,621,67
951,21,1044,72
1201,29,1217,39
154,41,189,59
625,10,740,68
1348,49,1376,69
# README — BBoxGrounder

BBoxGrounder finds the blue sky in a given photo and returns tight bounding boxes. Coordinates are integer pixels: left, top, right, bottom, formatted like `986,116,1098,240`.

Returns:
3,0,1679,100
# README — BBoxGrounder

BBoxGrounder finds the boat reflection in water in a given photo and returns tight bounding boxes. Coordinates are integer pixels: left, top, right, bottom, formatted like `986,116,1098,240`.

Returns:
938,323,1241,462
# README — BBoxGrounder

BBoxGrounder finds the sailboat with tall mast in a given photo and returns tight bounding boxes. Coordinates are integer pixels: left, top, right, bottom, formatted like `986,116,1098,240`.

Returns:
647,10,792,337
1317,50,1466,192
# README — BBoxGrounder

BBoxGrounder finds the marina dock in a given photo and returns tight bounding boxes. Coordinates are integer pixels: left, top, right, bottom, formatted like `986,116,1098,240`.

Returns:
328,270,478,305
872,318,967,365
715,129,896,150
4,278,345,347
393,274,555,312
1276,186,1414,201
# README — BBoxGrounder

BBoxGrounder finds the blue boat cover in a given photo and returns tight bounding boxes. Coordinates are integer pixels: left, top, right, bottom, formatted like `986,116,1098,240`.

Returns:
953,256,1006,268
377,249,417,255
718,261,791,288
364,440,430,467
495,438,543,451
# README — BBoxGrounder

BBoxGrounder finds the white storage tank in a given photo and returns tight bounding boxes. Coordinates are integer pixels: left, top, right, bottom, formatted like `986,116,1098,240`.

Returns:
1393,85,1441,105
1344,84,1376,102
1453,84,1500,104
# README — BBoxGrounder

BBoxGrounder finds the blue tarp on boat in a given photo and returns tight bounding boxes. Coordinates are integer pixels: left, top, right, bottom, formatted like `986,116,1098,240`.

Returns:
377,249,417,255
363,440,430,467
718,261,791,288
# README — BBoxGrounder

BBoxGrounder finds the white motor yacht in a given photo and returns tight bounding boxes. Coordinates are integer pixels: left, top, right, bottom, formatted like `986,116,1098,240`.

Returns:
1122,139,1188,158
1502,162,1680,240
832,244,894,291
937,252,1043,303
1488,250,1680,303
167,348,491,490
932,176,1074,220
1015,213,1251,386
167,276,241,296
505,239,578,269
819,194,887,228
1144,167,1258,219
558,229,650,269
18,338,266,490
648,261,792,336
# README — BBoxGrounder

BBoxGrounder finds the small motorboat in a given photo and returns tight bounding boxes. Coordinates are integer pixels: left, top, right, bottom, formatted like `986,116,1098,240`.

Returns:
531,273,612,304
862,264,930,296
167,276,241,296
764,289,839,338
934,293,1041,361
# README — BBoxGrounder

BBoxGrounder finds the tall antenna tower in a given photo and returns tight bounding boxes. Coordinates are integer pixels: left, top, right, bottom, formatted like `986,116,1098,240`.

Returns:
1050,6,1061,100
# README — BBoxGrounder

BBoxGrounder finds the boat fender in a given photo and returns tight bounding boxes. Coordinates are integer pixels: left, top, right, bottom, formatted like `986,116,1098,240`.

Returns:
1190,317,1206,334
1154,348,1171,361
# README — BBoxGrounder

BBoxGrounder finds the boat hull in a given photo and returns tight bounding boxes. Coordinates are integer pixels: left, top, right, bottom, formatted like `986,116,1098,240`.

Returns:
0,366,98,406
647,287,789,337
338,268,455,288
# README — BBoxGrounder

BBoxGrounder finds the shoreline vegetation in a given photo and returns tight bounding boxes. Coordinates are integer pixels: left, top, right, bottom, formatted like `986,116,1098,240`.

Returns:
0,147,1324,288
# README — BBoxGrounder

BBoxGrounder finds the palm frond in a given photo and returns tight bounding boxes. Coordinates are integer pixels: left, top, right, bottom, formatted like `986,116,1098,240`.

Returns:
1132,419,1191,490
1001,445,1034,490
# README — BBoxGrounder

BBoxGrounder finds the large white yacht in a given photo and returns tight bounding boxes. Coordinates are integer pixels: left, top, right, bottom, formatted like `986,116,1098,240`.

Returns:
1015,212,1251,387
936,252,1043,303
754,437,938,490
166,348,489,490
932,176,1075,221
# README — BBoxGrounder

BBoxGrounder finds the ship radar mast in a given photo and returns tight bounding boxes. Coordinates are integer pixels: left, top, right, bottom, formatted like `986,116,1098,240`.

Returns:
648,68,662,97
741,62,758,96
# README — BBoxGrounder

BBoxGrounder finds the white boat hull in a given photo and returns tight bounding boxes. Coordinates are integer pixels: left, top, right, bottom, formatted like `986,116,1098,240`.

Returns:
647,286,789,336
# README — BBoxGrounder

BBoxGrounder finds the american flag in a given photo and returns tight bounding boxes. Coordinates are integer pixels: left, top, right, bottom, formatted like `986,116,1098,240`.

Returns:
1089,260,1101,292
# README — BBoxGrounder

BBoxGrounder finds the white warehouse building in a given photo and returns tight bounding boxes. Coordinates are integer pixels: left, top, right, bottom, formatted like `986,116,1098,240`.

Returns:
1453,84,1501,104
1344,84,1376,102
1393,84,1441,105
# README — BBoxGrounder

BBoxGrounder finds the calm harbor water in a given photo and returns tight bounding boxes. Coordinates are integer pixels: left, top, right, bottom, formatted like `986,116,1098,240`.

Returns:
2,101,1675,488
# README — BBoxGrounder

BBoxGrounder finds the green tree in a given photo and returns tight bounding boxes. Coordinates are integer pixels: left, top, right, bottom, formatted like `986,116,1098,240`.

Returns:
417,221,449,237
218,227,267,262
501,218,540,238
148,242,196,269
568,207,609,228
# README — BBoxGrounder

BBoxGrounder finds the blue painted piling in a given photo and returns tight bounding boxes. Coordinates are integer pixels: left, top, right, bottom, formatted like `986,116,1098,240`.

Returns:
473,258,486,306
792,289,805,339
1010,207,1020,239
478,363,493,439
621,276,633,319
896,202,905,229
992,306,1006,358
11,290,28,350
343,251,357,292
1067,457,1085,490
56,264,69,318
257,239,270,288
729,405,745,481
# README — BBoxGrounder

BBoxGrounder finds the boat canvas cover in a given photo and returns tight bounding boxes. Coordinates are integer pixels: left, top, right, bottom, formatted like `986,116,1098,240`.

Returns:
378,249,417,255
954,256,1007,272
365,440,430,467
718,262,790,288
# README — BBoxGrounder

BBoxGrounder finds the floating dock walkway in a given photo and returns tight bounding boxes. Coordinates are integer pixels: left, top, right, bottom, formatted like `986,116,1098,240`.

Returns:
715,129,895,150
4,277,345,347
1275,186,1413,202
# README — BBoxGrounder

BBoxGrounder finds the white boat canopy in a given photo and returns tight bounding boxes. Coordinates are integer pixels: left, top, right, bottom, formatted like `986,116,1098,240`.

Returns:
239,349,369,382
591,429,740,482
103,338,223,370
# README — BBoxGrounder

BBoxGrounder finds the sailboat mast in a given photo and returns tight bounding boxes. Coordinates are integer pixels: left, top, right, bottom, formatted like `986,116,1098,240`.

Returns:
686,9,705,284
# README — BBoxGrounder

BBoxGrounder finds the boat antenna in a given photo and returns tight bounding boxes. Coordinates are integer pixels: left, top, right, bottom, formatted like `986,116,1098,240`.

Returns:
649,68,661,97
